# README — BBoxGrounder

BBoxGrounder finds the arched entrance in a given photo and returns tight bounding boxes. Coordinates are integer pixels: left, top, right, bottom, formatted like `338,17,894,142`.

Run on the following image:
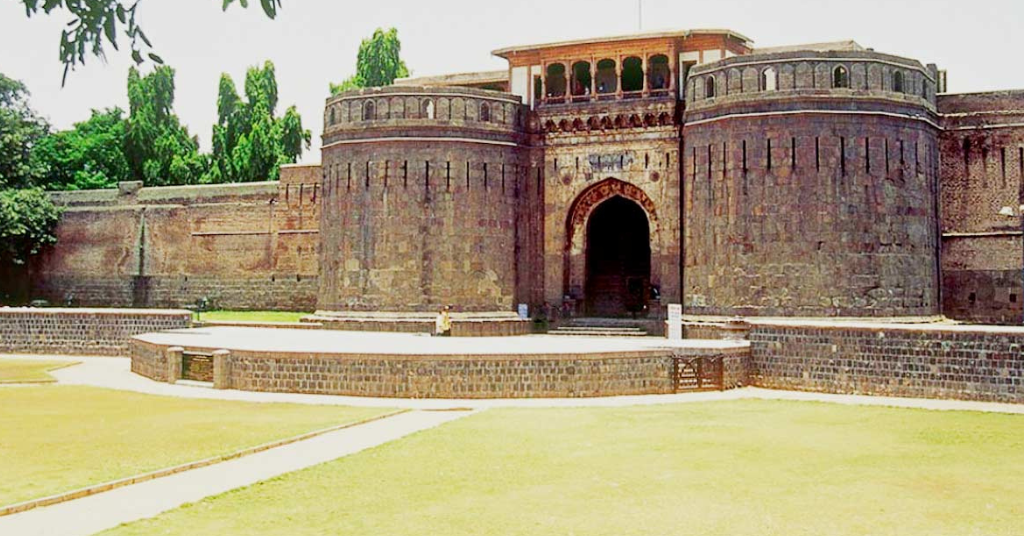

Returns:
585,196,651,316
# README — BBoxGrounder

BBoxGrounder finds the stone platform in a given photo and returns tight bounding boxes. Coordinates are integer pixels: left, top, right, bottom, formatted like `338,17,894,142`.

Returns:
302,311,532,337
131,327,749,399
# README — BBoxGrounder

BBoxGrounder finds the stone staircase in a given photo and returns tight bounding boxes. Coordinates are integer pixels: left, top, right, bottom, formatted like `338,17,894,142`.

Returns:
547,318,651,338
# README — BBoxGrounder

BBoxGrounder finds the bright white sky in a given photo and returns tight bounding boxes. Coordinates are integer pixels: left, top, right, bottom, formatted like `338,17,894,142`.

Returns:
1,0,1021,164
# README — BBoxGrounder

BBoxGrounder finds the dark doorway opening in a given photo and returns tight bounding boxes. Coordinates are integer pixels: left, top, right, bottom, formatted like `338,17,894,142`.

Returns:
585,196,651,317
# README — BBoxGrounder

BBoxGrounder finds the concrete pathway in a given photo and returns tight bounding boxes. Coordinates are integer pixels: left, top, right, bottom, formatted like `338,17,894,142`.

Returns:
0,409,470,536
3,354,1023,414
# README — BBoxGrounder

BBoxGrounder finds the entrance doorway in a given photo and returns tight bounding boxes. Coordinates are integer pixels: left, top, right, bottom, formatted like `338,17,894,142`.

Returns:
584,196,651,317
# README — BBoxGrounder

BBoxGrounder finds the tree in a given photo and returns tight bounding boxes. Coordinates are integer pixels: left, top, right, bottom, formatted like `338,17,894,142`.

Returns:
0,187,62,266
208,61,310,183
17,0,282,84
124,66,207,186
0,74,49,189
32,108,130,190
329,27,410,95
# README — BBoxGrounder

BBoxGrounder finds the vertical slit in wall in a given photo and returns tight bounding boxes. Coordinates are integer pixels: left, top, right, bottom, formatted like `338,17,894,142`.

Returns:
365,161,370,188
767,139,772,171
383,160,388,189
666,152,671,168
742,140,748,195
900,139,905,168
815,137,820,172
502,164,507,193
707,145,713,181
577,156,581,170
841,137,847,176
1001,147,1008,187
536,167,541,192
916,141,921,173
446,161,451,191
484,163,489,190
403,160,408,188
466,161,471,190
722,142,727,180
865,138,871,174
644,154,649,169
425,161,430,190
791,137,797,168
347,162,352,190
707,144,713,206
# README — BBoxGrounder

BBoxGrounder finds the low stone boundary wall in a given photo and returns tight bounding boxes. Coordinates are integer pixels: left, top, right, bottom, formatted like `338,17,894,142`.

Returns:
0,308,191,356
749,321,1024,403
131,335,749,399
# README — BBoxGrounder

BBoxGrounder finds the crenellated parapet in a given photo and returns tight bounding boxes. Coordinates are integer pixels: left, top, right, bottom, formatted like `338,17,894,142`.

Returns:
323,85,526,145
685,50,938,121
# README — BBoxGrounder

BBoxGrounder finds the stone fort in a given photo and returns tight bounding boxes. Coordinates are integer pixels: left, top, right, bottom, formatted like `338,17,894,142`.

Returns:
23,29,1024,327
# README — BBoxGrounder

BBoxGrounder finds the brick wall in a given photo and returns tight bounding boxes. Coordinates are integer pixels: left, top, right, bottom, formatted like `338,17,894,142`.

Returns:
750,321,1024,403
131,336,749,398
0,308,191,356
28,165,320,311
938,91,1024,324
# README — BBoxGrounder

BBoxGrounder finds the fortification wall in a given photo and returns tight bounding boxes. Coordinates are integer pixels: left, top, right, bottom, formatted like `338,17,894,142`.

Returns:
29,166,320,310
938,91,1024,324
319,86,531,313
682,50,941,317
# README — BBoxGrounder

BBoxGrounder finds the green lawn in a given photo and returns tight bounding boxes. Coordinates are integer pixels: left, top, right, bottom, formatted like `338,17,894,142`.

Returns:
0,386,392,506
198,310,310,323
103,400,1024,536
0,359,78,383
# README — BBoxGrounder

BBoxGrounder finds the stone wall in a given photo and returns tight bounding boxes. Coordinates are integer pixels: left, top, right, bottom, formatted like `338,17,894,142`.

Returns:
320,86,531,313
938,91,1024,324
749,321,1024,403
0,308,191,356
29,166,320,311
682,50,941,318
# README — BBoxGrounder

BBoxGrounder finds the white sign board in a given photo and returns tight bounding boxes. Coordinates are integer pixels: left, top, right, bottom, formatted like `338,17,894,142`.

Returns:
517,303,529,320
667,304,683,340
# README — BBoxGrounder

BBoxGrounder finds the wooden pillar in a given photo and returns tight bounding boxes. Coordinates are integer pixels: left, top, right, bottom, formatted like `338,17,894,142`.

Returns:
616,56,623,99
590,58,597,97
642,55,650,97
564,63,570,102
540,63,547,105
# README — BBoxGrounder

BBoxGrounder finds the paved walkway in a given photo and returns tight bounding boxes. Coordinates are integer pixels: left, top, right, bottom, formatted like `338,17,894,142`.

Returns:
3,354,1024,414
0,409,471,536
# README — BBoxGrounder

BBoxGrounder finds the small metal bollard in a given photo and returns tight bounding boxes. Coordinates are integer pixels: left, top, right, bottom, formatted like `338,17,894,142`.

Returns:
212,349,231,390
166,346,184,384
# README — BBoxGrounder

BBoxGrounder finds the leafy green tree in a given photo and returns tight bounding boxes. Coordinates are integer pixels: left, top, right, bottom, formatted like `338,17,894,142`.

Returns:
124,66,207,186
0,74,49,189
0,187,62,266
208,61,310,183
17,0,282,84
32,108,130,190
330,27,410,95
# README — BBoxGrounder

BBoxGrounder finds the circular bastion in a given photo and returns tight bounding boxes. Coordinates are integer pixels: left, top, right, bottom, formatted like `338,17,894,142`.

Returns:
317,86,530,333
681,49,942,318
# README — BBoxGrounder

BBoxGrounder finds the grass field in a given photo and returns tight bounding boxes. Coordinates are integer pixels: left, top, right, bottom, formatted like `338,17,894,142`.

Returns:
0,359,78,383
0,386,392,506
197,310,310,323
103,400,1024,536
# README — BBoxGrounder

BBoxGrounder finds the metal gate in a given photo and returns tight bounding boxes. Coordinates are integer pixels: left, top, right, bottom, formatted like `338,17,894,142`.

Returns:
674,355,724,392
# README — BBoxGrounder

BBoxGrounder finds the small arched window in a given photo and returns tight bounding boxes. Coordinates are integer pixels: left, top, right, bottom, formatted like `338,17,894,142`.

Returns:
832,66,850,89
761,67,777,91
480,102,490,122
328,107,336,126
893,71,905,93
705,75,716,99
362,100,375,121
422,99,435,119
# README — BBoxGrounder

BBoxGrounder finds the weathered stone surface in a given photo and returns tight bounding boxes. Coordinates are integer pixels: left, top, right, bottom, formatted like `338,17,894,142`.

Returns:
0,308,191,356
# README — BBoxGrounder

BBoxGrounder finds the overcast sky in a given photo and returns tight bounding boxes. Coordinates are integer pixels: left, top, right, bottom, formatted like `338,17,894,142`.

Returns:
1,0,1021,164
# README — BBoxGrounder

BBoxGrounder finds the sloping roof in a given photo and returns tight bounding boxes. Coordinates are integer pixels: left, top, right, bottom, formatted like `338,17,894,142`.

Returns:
753,40,864,54
394,70,508,87
492,28,753,58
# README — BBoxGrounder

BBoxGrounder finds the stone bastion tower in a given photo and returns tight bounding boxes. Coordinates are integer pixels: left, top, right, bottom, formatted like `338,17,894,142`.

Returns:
314,86,534,333
682,48,942,317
